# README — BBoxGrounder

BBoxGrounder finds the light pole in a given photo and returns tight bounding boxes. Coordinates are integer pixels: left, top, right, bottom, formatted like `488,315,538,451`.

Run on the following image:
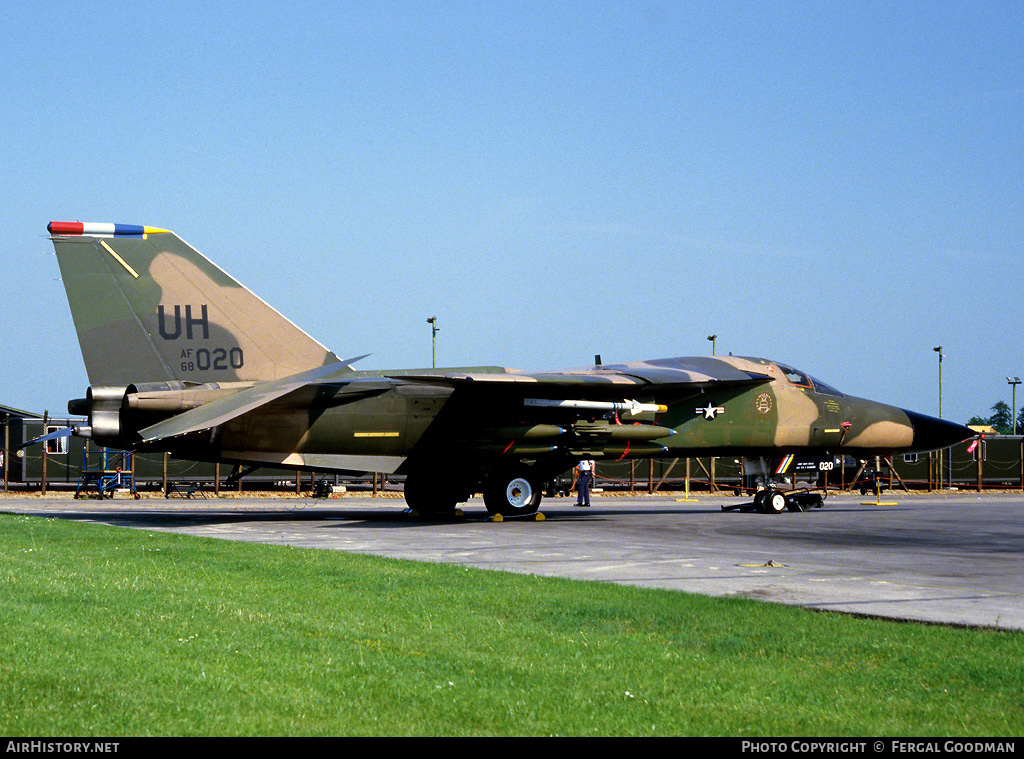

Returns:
1008,377,1021,436
426,317,438,368
933,347,945,489
707,334,717,356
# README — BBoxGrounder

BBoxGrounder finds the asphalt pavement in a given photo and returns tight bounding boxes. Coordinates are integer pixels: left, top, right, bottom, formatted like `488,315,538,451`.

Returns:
3,490,1022,631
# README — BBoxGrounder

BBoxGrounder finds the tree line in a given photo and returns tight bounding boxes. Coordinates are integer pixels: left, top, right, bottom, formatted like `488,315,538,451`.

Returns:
967,401,1024,435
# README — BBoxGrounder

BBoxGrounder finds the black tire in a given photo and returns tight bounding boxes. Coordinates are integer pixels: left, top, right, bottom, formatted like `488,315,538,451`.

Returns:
753,490,769,513
766,490,786,514
403,470,461,515
483,469,542,516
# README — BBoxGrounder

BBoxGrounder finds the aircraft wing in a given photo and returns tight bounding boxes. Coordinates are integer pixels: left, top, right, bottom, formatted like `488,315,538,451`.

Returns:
137,356,370,443
391,358,773,399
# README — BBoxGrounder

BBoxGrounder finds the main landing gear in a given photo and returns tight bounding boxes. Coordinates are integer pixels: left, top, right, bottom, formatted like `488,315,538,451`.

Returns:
402,464,546,518
402,467,468,516
482,467,543,517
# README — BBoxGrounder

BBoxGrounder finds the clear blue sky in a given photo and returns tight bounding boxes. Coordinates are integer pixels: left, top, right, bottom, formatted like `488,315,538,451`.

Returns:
2,0,1022,425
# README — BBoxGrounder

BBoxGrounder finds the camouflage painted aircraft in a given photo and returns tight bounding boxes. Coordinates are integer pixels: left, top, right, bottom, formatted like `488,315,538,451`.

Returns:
42,221,973,515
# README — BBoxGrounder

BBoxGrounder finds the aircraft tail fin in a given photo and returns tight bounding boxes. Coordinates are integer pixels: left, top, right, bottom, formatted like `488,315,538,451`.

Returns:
48,222,340,386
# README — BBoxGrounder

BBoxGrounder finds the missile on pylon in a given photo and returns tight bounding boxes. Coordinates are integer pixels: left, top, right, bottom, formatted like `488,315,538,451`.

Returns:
523,398,667,416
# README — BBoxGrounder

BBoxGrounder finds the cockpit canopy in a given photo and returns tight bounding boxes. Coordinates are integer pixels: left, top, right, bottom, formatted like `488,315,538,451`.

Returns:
774,362,844,397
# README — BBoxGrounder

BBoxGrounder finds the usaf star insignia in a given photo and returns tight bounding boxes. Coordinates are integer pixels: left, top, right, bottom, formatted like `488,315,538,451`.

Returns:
697,402,725,420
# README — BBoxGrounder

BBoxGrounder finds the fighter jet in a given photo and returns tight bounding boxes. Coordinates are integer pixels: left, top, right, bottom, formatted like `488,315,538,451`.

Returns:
42,221,973,516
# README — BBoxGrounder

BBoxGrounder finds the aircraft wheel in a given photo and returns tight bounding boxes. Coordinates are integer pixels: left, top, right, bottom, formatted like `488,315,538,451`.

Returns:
766,490,786,514
403,470,460,515
483,469,542,517
753,490,769,513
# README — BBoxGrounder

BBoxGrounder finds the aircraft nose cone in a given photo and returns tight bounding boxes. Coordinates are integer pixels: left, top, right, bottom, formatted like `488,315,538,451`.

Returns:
902,410,974,451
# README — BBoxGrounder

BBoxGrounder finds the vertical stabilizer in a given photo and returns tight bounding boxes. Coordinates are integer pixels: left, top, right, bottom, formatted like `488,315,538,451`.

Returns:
49,222,340,386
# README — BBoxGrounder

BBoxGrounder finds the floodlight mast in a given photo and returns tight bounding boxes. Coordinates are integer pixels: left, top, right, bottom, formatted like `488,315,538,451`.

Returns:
1008,377,1021,436
427,317,438,369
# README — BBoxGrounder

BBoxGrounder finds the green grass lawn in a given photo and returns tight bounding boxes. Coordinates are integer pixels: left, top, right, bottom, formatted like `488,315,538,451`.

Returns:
1,513,1021,736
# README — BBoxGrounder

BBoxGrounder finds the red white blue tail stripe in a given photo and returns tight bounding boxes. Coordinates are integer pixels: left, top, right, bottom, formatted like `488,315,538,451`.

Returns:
775,454,795,474
47,221,168,236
